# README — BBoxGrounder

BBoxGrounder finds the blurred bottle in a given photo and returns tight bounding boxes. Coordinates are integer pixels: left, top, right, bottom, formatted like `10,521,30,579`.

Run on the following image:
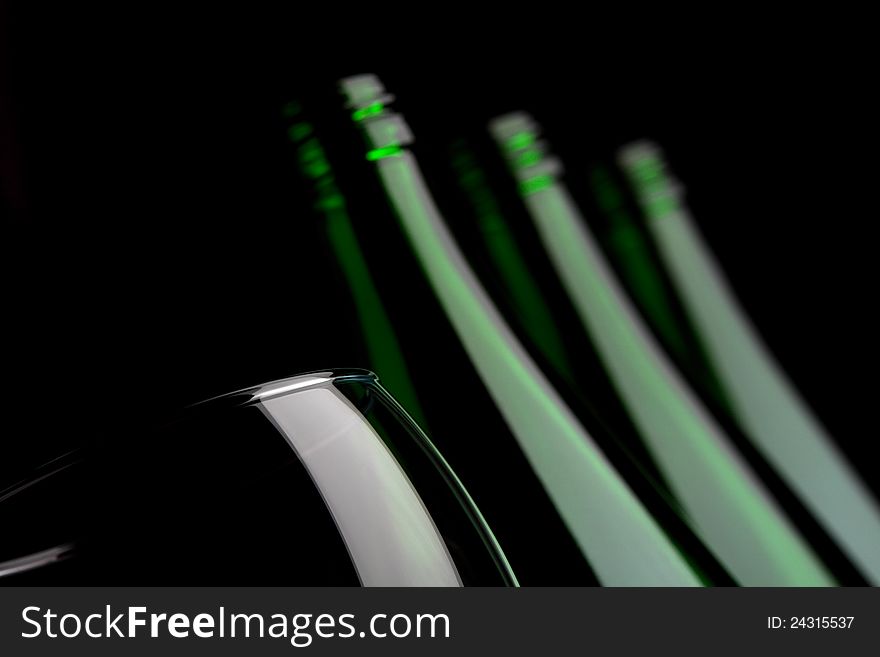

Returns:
617,141,880,585
483,112,862,585
587,162,731,412
282,100,427,430
333,74,739,586
278,91,600,584
444,139,677,497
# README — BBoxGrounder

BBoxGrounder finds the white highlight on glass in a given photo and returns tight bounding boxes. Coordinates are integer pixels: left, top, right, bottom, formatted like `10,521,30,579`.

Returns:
251,376,334,401
261,384,461,587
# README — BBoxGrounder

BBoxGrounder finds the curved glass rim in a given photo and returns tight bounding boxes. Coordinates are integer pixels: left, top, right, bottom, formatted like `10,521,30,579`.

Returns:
190,368,379,410
187,367,519,586
0,368,518,586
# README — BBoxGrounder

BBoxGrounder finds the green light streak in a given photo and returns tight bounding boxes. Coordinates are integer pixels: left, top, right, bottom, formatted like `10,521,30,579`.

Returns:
298,138,331,179
352,101,385,122
287,92,520,585
590,166,731,411
609,224,685,353
300,155,331,180
506,132,535,152
591,166,686,356
288,114,427,430
620,142,880,584
324,206,429,429
373,151,701,586
287,122,313,142
367,145,403,161
520,175,554,196
502,155,833,585
517,151,542,167
451,147,573,382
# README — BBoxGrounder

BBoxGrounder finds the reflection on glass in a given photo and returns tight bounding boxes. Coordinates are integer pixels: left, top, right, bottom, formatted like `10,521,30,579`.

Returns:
0,370,516,586
258,377,459,586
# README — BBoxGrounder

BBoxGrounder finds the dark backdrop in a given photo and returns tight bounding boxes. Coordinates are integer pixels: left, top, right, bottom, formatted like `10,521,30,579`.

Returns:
3,11,876,508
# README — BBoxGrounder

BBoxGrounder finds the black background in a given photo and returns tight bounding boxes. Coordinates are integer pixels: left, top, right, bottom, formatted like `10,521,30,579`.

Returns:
2,8,877,580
